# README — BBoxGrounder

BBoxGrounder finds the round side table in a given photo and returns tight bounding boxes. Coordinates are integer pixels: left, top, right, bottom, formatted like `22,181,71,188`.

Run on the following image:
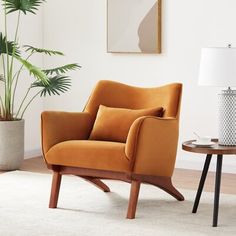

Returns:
182,139,236,227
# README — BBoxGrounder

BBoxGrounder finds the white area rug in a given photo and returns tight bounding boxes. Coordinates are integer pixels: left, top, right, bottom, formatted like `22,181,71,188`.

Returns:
0,171,236,236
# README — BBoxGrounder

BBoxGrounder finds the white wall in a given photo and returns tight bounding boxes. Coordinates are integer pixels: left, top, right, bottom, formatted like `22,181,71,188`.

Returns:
20,9,44,157
0,6,44,158
42,0,236,172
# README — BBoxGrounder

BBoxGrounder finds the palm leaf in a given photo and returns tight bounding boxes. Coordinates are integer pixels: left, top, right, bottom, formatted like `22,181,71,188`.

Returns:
16,56,48,85
3,0,45,14
24,45,64,56
31,75,71,96
0,32,20,56
43,63,81,75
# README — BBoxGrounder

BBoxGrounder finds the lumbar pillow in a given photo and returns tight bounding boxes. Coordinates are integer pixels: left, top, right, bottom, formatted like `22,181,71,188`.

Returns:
89,105,163,143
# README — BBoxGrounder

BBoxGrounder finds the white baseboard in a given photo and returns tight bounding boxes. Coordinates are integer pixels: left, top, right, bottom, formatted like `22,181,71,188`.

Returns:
24,149,42,159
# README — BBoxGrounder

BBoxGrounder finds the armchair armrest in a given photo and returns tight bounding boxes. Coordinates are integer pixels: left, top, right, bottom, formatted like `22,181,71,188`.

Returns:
41,111,94,155
125,116,179,177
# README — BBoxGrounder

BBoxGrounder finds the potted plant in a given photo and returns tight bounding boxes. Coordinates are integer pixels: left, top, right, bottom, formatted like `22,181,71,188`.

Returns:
0,0,80,170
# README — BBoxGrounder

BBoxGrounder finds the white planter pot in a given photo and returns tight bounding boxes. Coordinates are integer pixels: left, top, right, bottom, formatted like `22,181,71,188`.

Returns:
0,120,24,170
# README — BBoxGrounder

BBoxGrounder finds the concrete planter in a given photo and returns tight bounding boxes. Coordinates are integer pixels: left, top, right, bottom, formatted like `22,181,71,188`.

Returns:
0,120,24,170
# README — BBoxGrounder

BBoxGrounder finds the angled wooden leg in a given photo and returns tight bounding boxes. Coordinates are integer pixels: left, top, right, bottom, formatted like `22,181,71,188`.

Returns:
152,177,184,201
127,181,141,219
80,176,110,192
164,180,185,201
49,171,62,208
132,174,184,201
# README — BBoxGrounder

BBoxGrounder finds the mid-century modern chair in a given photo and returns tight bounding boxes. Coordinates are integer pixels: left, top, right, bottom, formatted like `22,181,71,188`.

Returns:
41,80,184,219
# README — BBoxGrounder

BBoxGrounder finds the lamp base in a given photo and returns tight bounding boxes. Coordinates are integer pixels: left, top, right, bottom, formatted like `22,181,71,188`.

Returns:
219,88,236,146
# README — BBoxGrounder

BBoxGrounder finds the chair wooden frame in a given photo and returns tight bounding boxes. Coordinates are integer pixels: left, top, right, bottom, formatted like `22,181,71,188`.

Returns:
48,164,184,219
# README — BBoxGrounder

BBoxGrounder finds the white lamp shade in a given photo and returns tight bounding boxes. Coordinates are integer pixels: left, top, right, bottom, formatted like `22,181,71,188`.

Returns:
198,47,236,87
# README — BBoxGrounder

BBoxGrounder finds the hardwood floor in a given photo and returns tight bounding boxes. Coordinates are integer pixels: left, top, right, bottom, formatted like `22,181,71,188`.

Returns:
173,168,236,195
20,156,50,174
2,156,236,195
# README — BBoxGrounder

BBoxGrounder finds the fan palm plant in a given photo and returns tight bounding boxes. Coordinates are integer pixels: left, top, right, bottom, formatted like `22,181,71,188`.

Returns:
0,0,80,121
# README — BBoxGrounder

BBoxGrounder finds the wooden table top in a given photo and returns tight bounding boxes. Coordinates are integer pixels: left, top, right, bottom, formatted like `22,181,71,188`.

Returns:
182,139,236,155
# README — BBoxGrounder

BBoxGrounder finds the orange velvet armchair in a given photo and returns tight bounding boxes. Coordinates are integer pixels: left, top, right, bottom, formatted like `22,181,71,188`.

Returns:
41,80,184,219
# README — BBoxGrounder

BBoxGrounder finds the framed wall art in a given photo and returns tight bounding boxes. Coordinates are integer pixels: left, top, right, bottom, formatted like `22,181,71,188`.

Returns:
107,0,161,54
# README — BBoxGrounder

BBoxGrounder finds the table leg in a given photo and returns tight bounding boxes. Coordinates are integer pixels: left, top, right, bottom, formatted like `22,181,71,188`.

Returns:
192,154,212,213
213,154,223,227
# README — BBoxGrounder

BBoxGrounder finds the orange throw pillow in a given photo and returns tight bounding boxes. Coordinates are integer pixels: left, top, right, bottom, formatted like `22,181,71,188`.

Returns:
89,105,163,143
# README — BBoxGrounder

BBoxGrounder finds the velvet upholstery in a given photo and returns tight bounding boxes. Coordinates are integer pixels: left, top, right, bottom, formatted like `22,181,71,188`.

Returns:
126,117,179,176
89,105,163,143
46,140,129,172
41,80,182,177
41,111,93,154
84,80,181,121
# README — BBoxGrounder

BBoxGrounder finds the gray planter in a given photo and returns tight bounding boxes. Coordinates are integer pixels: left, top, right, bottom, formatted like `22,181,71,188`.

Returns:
0,120,24,170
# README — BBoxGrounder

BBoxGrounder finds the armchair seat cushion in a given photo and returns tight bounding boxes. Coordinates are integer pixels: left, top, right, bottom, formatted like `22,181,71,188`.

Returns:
45,140,130,172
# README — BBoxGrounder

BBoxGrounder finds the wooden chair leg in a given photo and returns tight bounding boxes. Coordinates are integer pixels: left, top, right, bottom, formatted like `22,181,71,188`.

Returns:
127,181,141,219
136,175,184,201
49,171,62,208
79,176,110,192
160,179,184,201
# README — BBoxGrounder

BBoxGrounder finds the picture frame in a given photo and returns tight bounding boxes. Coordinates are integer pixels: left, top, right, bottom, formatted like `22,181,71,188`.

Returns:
107,0,162,54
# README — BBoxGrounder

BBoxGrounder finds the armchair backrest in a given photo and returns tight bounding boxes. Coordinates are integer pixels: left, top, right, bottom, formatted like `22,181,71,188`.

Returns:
84,80,182,121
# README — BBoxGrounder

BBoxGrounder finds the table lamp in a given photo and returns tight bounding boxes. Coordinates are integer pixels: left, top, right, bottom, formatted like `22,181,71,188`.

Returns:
198,44,236,146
